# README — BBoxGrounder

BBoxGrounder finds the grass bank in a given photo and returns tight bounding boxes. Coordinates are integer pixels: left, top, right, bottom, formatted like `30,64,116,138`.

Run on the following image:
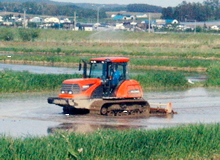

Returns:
131,71,189,89
0,124,219,159
205,62,220,86
1,70,190,93
0,70,81,93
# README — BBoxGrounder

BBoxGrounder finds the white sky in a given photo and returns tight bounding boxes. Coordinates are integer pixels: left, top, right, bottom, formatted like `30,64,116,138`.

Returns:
52,0,205,7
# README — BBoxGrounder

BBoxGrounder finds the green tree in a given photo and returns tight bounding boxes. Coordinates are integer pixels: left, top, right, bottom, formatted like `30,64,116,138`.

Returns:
161,7,174,19
127,4,162,13
0,2,103,19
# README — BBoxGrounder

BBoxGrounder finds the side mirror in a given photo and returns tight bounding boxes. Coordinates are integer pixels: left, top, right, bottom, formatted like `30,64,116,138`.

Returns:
79,63,82,71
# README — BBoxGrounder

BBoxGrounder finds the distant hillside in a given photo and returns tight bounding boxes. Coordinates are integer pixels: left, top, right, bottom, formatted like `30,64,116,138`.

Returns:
0,0,72,5
127,4,162,13
74,3,127,10
0,0,162,13
0,1,104,19
0,0,51,3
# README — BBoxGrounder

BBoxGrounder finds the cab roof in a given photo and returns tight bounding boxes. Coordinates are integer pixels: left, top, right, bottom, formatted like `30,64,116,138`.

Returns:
90,57,130,63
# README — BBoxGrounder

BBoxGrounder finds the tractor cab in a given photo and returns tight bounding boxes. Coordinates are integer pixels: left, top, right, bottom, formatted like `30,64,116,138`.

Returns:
81,57,129,96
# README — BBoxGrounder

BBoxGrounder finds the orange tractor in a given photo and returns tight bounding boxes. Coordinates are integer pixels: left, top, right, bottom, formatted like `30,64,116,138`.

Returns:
48,57,173,116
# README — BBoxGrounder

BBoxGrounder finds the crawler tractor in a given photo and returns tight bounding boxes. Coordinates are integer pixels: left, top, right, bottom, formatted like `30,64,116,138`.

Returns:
48,57,173,116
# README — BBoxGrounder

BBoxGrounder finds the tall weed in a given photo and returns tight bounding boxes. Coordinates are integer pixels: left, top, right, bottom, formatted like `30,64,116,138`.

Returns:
206,62,220,86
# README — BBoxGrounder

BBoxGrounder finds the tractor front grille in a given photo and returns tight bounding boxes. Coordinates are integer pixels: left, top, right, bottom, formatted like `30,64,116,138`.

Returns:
61,83,80,94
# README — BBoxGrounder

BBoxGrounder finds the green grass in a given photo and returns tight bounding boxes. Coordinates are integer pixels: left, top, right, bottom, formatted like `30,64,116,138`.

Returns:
0,70,190,93
131,71,189,89
1,41,220,59
131,58,216,68
0,124,219,159
1,29,220,59
205,62,220,86
0,70,81,93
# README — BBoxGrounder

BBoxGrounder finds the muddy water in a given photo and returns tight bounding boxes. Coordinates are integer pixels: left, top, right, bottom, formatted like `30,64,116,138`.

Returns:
0,88,220,137
0,63,219,136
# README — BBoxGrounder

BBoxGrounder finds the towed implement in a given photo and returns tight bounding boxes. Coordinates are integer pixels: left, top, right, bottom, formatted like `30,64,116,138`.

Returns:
48,57,175,116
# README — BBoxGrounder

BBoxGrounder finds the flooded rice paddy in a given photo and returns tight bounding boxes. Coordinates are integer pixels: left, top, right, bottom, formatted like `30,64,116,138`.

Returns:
0,63,220,137
0,63,80,74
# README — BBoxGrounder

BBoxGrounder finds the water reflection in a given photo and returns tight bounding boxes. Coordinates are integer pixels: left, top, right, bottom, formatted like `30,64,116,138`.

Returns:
47,122,143,134
47,113,175,134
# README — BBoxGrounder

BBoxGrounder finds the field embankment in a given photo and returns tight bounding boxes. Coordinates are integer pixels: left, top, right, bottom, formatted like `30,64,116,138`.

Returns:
0,124,219,159
0,29,220,72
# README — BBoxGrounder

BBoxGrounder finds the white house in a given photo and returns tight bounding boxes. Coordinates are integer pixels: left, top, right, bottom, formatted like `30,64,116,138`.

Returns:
156,19,178,25
60,18,71,23
136,14,148,18
79,23,94,31
0,16,3,22
3,21,13,26
30,17,42,23
114,23,126,30
211,25,219,30
44,17,60,23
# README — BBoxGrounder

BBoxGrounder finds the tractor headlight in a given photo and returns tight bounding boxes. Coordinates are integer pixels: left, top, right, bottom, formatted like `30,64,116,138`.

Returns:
82,84,94,91
68,91,73,94
61,90,65,94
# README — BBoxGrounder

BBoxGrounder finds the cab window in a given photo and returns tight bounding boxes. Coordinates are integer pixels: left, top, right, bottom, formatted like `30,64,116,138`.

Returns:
90,62,103,78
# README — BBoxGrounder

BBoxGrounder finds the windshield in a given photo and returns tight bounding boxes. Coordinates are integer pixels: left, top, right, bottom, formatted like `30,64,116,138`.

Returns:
90,62,103,78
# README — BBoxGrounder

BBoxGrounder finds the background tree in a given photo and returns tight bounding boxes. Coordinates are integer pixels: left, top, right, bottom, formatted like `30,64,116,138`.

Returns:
127,4,162,13
161,7,174,19
0,2,105,19
161,0,220,22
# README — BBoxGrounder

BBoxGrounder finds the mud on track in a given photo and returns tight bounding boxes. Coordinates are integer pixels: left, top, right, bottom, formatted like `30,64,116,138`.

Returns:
0,87,220,137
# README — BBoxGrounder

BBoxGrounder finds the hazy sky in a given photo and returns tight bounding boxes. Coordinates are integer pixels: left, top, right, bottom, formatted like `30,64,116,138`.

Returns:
52,0,205,7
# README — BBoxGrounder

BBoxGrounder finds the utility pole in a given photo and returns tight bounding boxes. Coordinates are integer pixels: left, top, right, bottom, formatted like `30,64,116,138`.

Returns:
4,6,6,20
23,9,26,28
97,7,100,23
74,11,76,30
194,20,196,34
148,13,151,33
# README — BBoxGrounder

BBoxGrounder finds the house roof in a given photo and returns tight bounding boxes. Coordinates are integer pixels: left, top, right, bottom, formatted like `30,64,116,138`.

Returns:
113,15,132,20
